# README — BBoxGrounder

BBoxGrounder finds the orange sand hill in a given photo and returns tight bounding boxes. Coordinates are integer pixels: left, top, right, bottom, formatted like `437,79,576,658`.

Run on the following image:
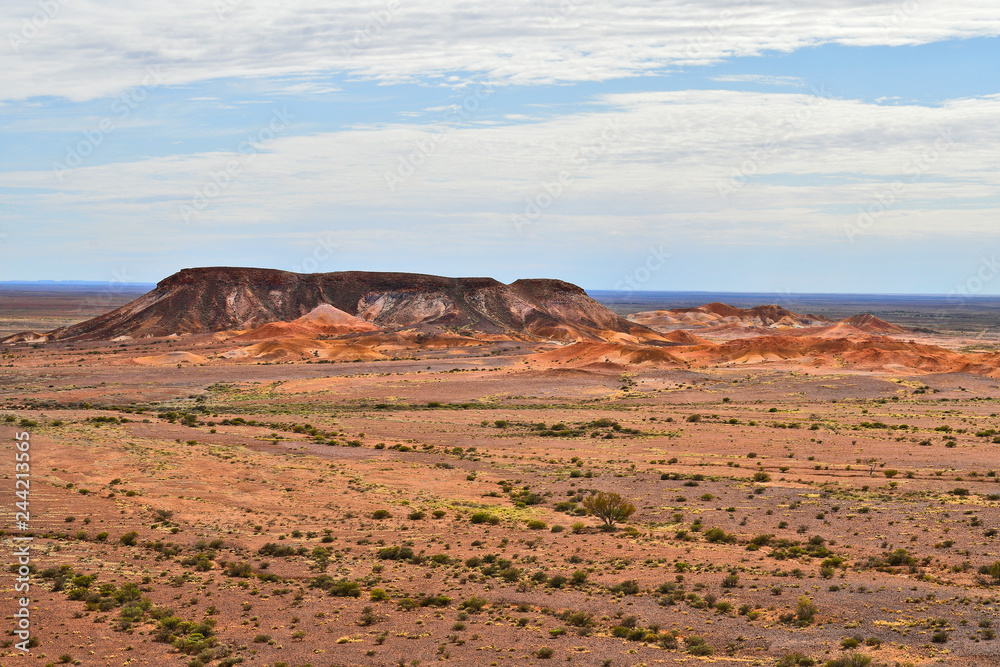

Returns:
531,335,1000,377
839,313,907,334
221,337,387,362
629,303,830,331
661,329,711,345
131,351,208,365
234,304,378,341
532,342,687,368
0,331,50,343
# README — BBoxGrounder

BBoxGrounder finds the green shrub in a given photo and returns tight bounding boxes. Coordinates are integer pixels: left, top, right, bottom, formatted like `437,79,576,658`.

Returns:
459,596,488,612
309,575,361,597
224,562,254,578
609,579,640,595
704,528,736,543
826,654,871,667
796,596,818,624
581,491,636,528
685,635,712,655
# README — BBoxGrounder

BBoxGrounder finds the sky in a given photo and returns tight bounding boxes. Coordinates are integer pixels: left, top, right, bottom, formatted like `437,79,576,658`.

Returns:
1,1,999,295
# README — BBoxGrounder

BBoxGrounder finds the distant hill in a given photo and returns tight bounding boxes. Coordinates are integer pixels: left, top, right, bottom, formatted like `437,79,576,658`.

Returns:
17,267,661,343
628,302,831,330
838,313,907,334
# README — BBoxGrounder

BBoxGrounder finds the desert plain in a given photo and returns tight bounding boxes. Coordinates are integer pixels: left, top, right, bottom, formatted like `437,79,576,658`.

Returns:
2,276,1000,667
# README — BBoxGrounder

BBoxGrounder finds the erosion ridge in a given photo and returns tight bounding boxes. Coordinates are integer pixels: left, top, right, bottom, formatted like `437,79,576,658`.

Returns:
628,302,831,330
25,267,660,343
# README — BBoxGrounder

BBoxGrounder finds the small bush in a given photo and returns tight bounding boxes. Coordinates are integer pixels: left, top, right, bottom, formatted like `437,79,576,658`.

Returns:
460,596,488,612
826,655,871,667
581,491,636,528
225,562,254,578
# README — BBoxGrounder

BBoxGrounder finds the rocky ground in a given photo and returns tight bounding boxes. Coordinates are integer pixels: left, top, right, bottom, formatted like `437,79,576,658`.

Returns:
2,336,1000,667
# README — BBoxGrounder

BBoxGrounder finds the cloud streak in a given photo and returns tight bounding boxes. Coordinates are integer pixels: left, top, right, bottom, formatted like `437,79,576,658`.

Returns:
4,89,999,250
2,1,1000,101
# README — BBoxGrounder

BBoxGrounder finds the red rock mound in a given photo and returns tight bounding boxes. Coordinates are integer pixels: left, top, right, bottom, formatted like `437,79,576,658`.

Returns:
37,268,658,344
533,342,686,367
630,302,830,331
234,304,378,341
662,330,710,345
839,313,907,334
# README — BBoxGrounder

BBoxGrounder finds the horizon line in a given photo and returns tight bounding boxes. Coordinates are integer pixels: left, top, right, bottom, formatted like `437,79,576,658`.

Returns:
0,280,991,300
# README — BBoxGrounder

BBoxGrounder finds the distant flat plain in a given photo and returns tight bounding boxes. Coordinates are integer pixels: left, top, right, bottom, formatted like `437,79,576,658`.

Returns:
592,290,1000,334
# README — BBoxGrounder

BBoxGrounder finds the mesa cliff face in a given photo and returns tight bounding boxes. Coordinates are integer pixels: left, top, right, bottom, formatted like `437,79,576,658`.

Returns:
47,267,656,342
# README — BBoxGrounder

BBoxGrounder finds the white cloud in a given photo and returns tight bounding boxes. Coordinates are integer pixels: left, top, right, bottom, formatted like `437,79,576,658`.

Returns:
3,89,999,254
1,1,999,101
710,74,806,87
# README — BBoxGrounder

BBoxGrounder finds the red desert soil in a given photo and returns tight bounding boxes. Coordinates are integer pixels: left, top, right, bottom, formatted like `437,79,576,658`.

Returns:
3,282,1000,667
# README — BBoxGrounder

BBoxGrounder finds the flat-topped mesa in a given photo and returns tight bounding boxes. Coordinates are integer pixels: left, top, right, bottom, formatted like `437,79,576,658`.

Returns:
38,267,659,343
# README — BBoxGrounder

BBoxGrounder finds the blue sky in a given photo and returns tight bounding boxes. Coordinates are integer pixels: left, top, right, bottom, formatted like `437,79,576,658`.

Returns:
1,1,999,296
